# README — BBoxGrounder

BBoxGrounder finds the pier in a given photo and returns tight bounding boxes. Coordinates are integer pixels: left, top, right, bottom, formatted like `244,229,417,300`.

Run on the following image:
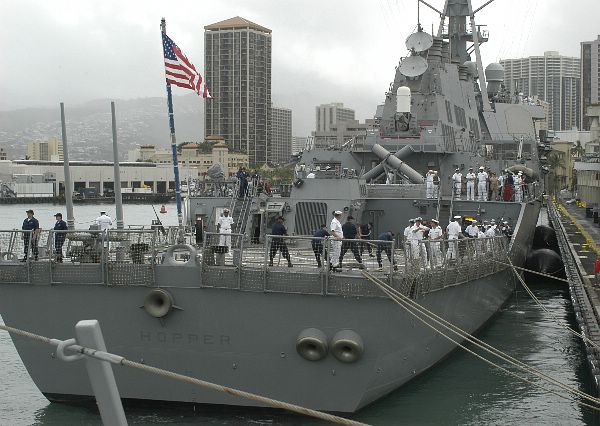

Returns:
548,199,600,391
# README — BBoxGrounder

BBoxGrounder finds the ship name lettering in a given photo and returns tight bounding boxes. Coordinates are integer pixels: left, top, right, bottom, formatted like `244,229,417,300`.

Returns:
140,331,230,345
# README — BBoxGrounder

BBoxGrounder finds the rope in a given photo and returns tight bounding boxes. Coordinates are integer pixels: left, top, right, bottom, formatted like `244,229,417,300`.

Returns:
360,271,600,410
0,323,367,426
505,257,600,353
490,259,569,283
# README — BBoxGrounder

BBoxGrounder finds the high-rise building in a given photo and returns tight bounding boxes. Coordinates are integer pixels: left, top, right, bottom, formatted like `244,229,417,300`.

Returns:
270,107,292,165
204,17,272,166
292,136,308,155
26,137,63,161
315,103,355,132
500,51,580,130
581,35,600,130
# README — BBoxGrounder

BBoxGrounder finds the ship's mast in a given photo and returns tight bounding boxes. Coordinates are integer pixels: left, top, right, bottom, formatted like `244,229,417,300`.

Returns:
421,0,494,112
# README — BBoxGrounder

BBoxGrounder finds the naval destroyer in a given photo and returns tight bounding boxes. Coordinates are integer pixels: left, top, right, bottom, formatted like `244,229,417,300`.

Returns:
0,0,544,413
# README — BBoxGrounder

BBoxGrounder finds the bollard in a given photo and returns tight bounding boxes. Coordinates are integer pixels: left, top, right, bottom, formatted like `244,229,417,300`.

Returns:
75,320,128,426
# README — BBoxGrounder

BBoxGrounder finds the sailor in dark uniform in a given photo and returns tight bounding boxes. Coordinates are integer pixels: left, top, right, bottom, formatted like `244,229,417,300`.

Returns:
53,213,68,262
339,216,364,269
376,231,397,271
269,216,292,267
21,209,40,261
311,224,329,268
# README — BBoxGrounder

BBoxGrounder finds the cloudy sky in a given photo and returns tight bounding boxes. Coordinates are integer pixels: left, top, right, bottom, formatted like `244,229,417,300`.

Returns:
2,0,599,135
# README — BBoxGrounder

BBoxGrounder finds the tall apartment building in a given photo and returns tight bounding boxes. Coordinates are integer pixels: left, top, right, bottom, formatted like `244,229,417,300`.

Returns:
581,35,600,130
292,136,308,155
500,51,580,130
204,17,272,166
270,107,292,165
26,137,63,161
315,103,355,132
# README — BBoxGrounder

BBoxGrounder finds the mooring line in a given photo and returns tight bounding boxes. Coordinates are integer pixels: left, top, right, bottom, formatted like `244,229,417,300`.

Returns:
361,271,600,411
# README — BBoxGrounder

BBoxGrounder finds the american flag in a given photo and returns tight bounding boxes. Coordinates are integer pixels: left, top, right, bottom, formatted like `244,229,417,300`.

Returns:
162,32,203,96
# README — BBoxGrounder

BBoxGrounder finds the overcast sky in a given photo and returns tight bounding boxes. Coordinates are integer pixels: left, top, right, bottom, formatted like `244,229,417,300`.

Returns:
2,0,599,135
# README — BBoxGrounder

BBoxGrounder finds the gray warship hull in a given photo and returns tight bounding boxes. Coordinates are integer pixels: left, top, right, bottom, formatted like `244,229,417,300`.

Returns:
0,199,539,413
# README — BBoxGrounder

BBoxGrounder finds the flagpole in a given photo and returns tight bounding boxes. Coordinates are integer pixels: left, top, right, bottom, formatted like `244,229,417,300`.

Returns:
160,18,184,238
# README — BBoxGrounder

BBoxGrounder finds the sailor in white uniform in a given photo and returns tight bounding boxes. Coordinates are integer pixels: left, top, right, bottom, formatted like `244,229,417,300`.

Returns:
410,217,429,266
465,219,479,238
446,215,462,260
329,211,344,270
485,220,497,251
428,218,443,267
216,208,234,252
95,211,113,232
514,171,523,202
465,168,476,200
452,169,463,199
403,218,415,255
425,170,435,199
476,225,486,257
477,167,488,201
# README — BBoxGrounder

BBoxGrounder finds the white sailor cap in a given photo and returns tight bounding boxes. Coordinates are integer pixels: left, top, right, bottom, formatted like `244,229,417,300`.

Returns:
453,215,461,219
479,166,484,170
471,219,477,224
409,218,415,223
334,210,343,215
415,217,423,221
431,218,439,223
223,208,230,212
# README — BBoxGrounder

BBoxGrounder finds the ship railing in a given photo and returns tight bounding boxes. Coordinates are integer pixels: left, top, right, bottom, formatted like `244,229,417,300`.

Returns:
404,236,509,295
47,230,105,285
104,230,156,286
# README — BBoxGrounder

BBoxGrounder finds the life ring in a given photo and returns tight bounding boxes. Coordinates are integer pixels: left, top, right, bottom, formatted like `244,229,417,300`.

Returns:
331,330,364,363
143,288,174,318
162,244,197,267
296,328,328,361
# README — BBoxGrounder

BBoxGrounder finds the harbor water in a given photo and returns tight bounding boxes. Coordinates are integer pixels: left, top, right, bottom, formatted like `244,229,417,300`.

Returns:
0,203,597,425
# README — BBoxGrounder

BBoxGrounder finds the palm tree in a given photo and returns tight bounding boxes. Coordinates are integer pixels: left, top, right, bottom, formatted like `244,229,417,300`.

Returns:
546,152,565,195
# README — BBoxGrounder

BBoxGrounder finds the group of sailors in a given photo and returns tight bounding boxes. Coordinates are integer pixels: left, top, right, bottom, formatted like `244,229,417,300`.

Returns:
452,167,529,202
424,167,530,202
403,215,513,268
18,209,118,263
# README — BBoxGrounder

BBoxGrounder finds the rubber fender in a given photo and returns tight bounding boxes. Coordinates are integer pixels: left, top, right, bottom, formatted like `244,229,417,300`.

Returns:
0,252,17,262
525,248,565,277
331,330,364,363
162,244,198,267
532,225,559,253
143,288,174,318
296,328,328,361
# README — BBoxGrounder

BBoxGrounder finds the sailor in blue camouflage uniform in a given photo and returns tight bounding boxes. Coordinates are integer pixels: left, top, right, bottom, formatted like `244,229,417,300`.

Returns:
21,209,40,261
339,216,364,269
269,216,293,267
311,224,329,268
53,213,68,262
376,231,397,271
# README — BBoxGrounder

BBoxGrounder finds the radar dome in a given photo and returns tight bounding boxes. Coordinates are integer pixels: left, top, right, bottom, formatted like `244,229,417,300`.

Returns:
485,63,504,82
463,61,478,78
396,86,411,113
485,63,504,95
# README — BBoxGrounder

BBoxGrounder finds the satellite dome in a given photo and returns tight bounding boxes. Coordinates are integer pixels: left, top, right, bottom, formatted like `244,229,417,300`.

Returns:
463,61,478,78
485,63,504,82
396,86,411,113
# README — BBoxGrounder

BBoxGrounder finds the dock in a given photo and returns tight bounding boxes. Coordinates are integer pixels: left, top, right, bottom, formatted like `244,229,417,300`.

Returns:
547,199,600,391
